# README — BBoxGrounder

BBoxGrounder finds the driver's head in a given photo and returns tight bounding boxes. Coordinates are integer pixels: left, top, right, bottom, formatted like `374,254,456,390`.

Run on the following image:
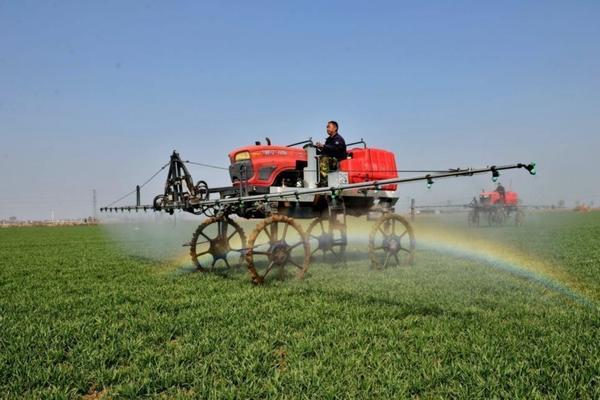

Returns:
326,120,338,136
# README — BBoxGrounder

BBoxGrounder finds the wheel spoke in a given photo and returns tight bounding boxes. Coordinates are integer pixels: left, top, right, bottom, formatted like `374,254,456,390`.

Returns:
394,254,401,266
200,232,212,242
261,227,272,242
227,230,238,241
219,220,228,238
319,219,325,234
281,223,289,240
270,223,279,242
384,220,392,233
262,261,275,278
289,258,305,270
383,253,391,268
286,241,305,251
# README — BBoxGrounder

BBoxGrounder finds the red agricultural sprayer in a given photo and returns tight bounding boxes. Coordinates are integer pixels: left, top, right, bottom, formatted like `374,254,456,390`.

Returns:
416,187,526,227
101,137,536,284
467,188,525,227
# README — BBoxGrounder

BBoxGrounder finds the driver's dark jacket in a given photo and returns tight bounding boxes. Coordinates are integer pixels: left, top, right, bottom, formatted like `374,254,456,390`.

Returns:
318,133,347,161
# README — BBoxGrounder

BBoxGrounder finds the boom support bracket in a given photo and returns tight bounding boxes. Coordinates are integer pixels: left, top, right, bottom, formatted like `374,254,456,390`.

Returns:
152,151,203,214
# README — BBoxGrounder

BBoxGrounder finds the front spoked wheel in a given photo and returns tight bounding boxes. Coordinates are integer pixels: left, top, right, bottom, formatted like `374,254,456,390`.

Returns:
190,216,246,271
246,215,310,284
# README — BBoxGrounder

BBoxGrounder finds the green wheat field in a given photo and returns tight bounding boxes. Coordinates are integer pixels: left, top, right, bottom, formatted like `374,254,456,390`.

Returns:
0,212,598,398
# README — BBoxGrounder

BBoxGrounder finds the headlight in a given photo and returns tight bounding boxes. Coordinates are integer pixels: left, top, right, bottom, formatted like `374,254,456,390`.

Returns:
234,151,250,161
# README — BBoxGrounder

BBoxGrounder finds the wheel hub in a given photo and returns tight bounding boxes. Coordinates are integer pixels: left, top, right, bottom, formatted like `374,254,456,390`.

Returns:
209,239,230,260
269,241,291,266
317,233,334,251
384,235,402,254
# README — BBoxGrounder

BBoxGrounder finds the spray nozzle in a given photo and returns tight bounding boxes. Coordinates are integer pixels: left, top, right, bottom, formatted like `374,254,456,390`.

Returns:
491,166,499,182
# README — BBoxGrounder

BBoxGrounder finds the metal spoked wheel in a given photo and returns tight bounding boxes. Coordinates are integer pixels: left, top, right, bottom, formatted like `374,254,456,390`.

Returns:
306,217,347,265
488,207,506,227
246,215,310,284
369,214,415,269
467,209,480,228
190,216,247,271
515,208,525,226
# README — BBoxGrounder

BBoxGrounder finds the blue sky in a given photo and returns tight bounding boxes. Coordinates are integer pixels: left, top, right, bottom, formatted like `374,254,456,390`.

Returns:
1,1,599,219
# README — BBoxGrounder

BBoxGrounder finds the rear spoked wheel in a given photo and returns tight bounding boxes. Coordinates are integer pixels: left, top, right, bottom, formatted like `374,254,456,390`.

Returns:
246,215,310,284
515,209,525,226
488,207,506,226
307,217,347,265
369,214,415,269
190,216,246,271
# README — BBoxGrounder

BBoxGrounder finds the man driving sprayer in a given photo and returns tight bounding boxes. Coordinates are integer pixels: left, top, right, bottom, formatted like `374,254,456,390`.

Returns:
496,182,506,203
315,120,347,186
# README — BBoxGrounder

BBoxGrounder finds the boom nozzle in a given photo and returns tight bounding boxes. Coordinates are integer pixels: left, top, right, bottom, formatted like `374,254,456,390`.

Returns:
491,166,500,182
426,175,434,189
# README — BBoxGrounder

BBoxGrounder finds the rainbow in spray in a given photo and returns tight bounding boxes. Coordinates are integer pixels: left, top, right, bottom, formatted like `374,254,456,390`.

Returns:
413,226,596,309
164,216,597,309
340,216,597,309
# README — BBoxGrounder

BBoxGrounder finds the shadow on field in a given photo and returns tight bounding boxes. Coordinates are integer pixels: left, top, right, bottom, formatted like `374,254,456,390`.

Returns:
268,284,481,321
305,286,453,316
121,254,183,271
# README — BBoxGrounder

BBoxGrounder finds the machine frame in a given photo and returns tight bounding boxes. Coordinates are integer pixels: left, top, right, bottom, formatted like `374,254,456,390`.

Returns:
101,143,536,284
